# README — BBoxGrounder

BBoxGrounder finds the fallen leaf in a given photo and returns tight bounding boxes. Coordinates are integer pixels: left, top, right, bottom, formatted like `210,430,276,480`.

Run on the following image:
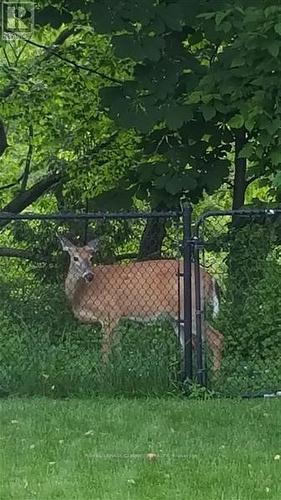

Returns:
84,430,94,436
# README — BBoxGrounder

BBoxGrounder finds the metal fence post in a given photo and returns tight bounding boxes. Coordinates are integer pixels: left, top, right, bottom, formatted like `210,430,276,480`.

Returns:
193,239,206,386
182,203,193,382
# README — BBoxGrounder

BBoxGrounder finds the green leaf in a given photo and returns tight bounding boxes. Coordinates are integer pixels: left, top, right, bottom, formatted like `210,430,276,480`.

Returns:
215,10,231,26
220,22,232,33
229,114,244,129
154,174,172,190
187,91,201,104
137,163,155,183
154,163,170,175
100,87,123,109
113,35,144,61
141,36,164,62
90,3,113,32
265,6,281,18
270,149,281,166
245,116,256,132
165,175,187,195
124,1,155,25
201,104,216,121
157,3,184,31
35,7,72,27
230,56,245,68
181,175,197,191
267,41,280,58
274,23,281,36
91,186,136,211
197,12,216,20
272,171,281,188
259,131,271,147
189,31,203,45
165,104,193,130
239,143,254,159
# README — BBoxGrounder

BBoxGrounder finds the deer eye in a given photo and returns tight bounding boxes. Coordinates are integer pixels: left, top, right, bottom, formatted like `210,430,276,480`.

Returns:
73,256,79,262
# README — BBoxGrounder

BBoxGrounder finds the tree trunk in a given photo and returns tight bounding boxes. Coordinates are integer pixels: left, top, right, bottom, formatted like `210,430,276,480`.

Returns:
227,128,248,306
0,172,62,228
232,128,247,210
138,206,167,260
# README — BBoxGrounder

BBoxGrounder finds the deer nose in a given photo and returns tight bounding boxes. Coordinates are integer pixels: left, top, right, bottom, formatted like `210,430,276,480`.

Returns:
83,272,94,283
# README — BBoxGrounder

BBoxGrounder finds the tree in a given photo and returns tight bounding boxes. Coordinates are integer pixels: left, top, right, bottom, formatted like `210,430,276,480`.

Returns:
3,1,281,259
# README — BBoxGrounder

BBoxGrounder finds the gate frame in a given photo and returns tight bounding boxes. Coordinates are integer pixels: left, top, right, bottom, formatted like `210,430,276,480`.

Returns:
193,207,280,388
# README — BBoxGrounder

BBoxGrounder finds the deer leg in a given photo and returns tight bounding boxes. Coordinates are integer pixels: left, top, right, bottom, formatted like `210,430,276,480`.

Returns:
205,325,224,372
101,319,118,362
172,317,224,373
171,321,196,354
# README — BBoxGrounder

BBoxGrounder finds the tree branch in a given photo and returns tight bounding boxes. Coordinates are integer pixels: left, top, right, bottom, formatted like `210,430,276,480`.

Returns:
0,120,9,157
0,28,77,99
232,128,247,210
0,172,63,226
0,247,51,262
245,174,259,188
12,32,123,85
2,46,11,66
0,174,24,192
0,128,120,227
0,159,27,192
21,124,33,191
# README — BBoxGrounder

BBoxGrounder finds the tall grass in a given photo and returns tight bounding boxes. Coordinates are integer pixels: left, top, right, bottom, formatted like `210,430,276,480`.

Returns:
0,272,180,397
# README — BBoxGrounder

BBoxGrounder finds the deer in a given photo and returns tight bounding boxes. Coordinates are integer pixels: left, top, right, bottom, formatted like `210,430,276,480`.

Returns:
58,235,223,372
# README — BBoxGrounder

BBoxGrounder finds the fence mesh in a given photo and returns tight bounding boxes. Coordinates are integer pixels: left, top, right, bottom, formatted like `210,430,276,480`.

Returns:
0,213,184,397
196,211,281,397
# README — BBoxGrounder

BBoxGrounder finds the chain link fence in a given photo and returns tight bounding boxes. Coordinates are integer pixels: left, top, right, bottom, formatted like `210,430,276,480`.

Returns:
1,208,279,398
0,211,186,397
194,209,281,397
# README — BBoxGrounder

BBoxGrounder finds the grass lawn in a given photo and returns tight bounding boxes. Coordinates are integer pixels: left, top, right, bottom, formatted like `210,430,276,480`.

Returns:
0,398,280,499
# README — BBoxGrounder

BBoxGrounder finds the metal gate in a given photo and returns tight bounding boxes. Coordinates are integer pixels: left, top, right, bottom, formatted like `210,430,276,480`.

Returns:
193,208,281,397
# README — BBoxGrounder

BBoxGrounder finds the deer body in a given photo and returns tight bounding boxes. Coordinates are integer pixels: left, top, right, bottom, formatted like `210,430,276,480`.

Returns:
59,237,223,371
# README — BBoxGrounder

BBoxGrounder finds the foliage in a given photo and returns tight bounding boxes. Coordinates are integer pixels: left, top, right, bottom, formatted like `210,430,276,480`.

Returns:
40,0,281,207
210,222,281,395
3,0,281,225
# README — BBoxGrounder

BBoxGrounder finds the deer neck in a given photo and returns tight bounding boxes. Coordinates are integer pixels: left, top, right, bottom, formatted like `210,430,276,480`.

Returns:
65,263,89,306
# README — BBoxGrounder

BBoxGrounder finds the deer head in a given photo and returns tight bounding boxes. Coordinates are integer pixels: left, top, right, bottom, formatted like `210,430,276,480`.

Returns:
57,235,99,283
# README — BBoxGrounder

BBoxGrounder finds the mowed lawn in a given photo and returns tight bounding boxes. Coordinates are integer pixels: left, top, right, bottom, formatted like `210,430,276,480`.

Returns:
0,398,280,500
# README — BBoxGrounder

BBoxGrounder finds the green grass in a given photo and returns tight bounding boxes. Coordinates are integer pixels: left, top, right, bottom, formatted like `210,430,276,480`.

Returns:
0,398,281,499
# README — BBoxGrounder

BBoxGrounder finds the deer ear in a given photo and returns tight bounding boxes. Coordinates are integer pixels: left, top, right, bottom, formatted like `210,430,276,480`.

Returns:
57,234,74,252
85,238,100,253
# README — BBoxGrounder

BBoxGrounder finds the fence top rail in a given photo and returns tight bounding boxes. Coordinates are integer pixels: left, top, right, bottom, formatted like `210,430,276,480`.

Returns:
194,207,281,235
0,210,182,222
